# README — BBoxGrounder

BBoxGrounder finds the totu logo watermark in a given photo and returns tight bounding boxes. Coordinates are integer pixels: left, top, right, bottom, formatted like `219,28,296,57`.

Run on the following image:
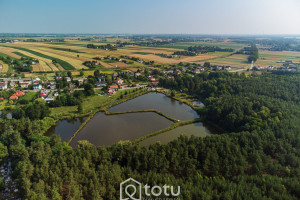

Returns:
120,178,180,200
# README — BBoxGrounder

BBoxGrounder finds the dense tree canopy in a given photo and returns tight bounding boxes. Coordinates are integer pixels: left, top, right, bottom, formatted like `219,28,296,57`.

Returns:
0,71,300,199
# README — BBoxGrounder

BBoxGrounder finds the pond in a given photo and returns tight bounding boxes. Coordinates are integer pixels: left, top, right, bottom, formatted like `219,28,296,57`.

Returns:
69,112,173,147
45,117,88,142
139,122,212,146
108,92,199,121
46,92,215,147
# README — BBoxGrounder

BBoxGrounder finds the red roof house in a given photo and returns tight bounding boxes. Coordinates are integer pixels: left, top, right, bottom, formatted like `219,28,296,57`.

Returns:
9,95,18,100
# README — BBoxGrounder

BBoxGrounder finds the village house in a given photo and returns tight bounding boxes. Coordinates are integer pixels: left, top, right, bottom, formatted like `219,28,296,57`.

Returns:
135,72,141,77
73,77,88,84
107,85,119,95
96,78,107,87
164,70,173,74
152,82,159,87
268,66,274,70
225,66,231,70
40,89,50,99
33,77,41,82
194,69,201,74
33,84,42,91
19,78,32,87
0,78,11,82
69,83,75,90
148,76,156,82
45,94,54,102
129,73,134,78
49,82,56,90
66,77,71,82
0,82,8,90
112,72,118,77
20,82,30,88
9,95,18,100
116,78,124,85
285,60,293,64
10,79,19,86
14,91,25,97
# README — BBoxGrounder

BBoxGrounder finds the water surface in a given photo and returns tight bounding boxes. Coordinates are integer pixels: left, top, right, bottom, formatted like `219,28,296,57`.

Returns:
45,117,87,142
69,112,173,147
139,122,211,146
109,93,199,121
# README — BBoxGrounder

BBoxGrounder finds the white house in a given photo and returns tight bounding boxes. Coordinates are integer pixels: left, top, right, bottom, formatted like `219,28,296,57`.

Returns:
33,84,42,91
66,77,71,82
0,82,8,90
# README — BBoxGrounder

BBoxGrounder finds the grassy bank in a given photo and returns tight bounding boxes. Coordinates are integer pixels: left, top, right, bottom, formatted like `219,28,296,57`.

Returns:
105,109,178,123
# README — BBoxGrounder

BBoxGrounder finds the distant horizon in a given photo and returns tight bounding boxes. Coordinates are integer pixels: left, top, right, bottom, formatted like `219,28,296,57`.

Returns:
1,33,300,37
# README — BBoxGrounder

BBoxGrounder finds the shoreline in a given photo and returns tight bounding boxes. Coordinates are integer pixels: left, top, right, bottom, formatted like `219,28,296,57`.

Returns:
52,89,221,147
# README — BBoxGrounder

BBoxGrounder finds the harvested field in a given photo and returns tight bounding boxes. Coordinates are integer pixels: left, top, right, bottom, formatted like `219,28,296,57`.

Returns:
0,47,22,59
127,68,139,72
56,63,65,71
99,61,114,68
0,60,8,73
5,46,75,70
32,65,41,72
37,48,92,62
33,48,87,69
179,54,219,62
47,63,60,71
1,46,58,71
128,54,178,64
106,62,130,68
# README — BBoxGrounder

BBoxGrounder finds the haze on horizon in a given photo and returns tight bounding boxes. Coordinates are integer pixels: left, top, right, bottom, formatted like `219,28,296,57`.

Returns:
0,0,299,35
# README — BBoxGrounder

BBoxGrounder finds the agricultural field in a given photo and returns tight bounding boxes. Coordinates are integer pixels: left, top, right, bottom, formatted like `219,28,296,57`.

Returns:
203,54,250,68
256,50,300,67
159,42,245,50
0,60,8,73
0,37,300,75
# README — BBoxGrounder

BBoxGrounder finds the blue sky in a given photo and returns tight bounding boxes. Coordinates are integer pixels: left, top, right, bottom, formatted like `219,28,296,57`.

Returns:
0,0,300,34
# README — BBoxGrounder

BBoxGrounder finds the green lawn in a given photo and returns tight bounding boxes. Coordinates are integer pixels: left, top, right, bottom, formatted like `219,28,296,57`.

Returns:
49,88,144,118
23,92,37,101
